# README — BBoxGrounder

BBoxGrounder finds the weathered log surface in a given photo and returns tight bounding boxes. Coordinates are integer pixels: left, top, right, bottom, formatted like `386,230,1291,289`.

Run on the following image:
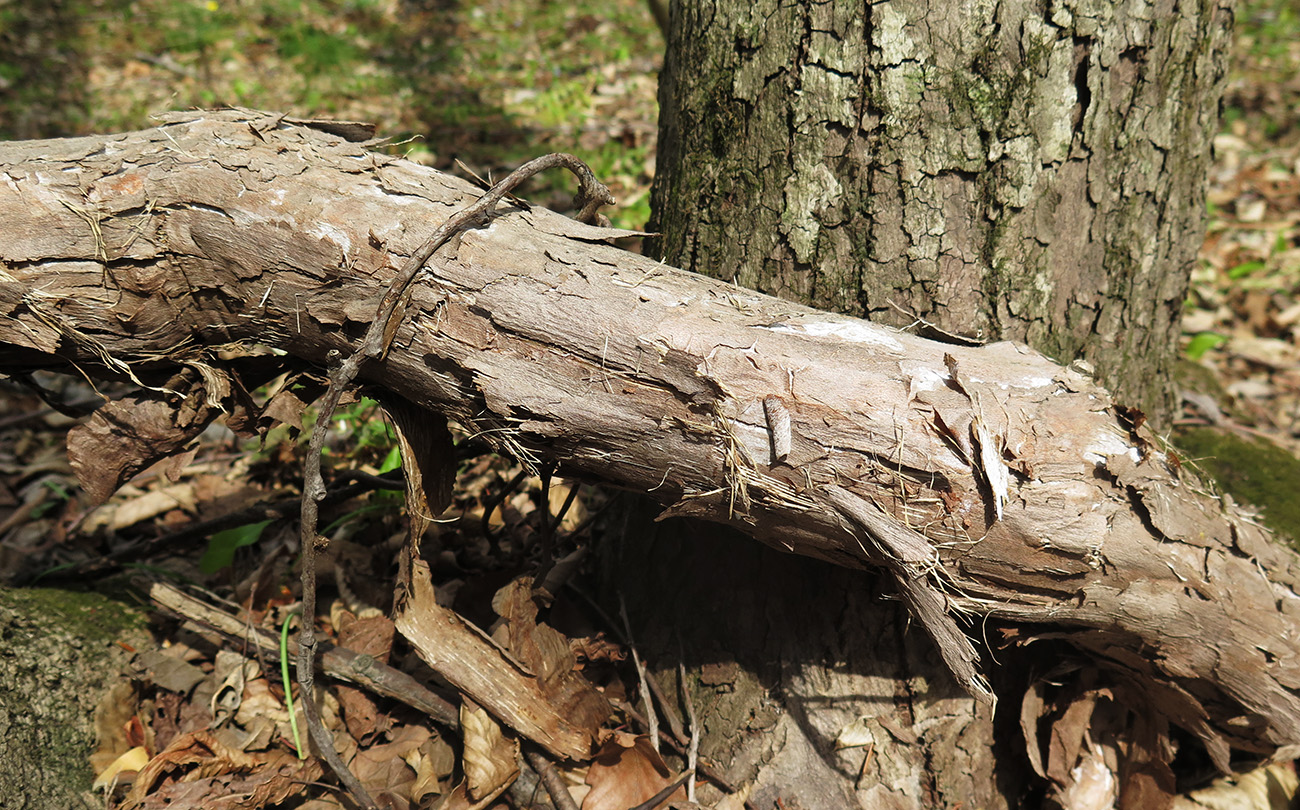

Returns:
3,110,1299,764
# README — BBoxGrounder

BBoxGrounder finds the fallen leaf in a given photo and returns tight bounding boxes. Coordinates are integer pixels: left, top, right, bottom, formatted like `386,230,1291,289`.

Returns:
1172,761,1299,810
119,729,320,810
584,732,684,810
93,746,150,790
67,381,220,505
460,698,520,800
91,681,142,775
396,561,606,760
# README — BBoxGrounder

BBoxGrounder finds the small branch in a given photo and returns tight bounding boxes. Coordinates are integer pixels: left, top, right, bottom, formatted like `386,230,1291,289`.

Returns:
628,771,690,810
148,582,460,727
679,662,699,804
524,747,580,810
619,595,660,753
297,154,612,806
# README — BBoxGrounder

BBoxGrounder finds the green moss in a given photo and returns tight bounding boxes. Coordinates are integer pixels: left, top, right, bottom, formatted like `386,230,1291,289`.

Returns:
0,585,152,801
0,586,147,646
1172,426,1300,549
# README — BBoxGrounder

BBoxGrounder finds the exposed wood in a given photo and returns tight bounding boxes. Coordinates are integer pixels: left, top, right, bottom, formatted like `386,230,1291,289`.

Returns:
2,111,1299,766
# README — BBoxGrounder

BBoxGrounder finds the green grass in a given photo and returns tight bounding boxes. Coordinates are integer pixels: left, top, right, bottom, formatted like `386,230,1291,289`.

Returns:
0,0,662,228
1222,0,1300,144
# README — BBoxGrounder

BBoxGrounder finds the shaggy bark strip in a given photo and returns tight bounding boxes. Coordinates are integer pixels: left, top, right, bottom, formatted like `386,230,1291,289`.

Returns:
2,110,1300,765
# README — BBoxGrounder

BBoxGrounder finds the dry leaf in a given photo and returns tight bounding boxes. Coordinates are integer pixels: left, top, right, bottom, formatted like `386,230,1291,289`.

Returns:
405,733,457,803
395,561,606,760
67,381,220,505
93,746,150,790
119,729,320,810
1173,762,1299,810
91,681,142,776
460,698,520,800
583,732,684,810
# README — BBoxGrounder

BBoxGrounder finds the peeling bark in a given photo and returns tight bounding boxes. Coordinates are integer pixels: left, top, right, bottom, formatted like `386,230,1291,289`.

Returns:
2,111,1298,779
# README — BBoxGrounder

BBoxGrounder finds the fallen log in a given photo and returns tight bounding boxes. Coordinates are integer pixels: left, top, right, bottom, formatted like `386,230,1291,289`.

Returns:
3,109,1299,767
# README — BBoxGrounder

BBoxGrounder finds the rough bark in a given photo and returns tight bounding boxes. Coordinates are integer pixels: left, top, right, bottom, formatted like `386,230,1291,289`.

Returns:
646,1,1232,802
650,0,1232,420
1,112,1297,799
0,586,153,809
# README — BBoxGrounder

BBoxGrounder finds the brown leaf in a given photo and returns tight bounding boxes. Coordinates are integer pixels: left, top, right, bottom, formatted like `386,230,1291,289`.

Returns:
119,729,320,810
1118,713,1175,810
570,634,626,666
337,611,397,663
460,698,520,800
1019,680,1048,779
350,724,433,803
491,577,576,685
67,377,220,504
409,734,457,804
335,684,386,744
395,561,607,761
91,681,142,776
584,732,684,810
1048,693,1099,786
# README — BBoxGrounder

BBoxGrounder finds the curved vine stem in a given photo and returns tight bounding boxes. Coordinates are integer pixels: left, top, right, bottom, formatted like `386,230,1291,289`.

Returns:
296,154,613,808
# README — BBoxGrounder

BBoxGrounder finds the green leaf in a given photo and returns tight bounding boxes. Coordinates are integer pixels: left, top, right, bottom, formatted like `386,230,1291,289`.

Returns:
379,444,403,474
1185,332,1227,361
200,520,274,574
1227,260,1267,279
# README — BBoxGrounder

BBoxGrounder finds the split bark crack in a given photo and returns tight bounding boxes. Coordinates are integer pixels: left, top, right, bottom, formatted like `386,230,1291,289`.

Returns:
296,153,614,807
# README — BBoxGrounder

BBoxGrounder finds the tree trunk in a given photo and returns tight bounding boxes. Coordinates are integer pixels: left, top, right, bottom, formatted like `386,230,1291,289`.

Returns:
650,0,1232,420
0,586,153,809
1,113,1292,808
627,0,1233,805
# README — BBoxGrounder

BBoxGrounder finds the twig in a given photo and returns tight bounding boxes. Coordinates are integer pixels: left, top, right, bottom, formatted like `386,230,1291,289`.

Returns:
524,747,580,810
628,771,691,810
678,662,699,804
619,595,660,752
149,581,459,728
297,154,612,806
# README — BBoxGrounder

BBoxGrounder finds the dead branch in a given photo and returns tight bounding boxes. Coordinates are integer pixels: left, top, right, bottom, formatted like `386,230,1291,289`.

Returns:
3,110,1300,767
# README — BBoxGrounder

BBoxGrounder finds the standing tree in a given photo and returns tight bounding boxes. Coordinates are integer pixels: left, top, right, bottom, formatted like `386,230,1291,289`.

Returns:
606,0,1234,807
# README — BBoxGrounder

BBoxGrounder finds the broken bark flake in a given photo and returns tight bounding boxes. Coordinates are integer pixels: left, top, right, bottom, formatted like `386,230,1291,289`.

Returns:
395,562,609,761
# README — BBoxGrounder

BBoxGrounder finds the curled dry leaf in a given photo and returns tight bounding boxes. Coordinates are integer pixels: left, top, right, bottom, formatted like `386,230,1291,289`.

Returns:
460,697,521,801
66,375,223,505
119,729,322,810
349,724,434,803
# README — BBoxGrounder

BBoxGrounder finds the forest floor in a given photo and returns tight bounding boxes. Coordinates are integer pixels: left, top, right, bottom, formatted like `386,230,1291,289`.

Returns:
1,1,1299,808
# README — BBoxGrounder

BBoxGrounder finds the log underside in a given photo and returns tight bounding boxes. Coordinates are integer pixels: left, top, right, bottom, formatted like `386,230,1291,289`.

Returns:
2,110,1299,768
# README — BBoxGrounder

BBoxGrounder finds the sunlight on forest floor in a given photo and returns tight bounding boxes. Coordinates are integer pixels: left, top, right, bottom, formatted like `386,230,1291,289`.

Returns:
1,0,1299,807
